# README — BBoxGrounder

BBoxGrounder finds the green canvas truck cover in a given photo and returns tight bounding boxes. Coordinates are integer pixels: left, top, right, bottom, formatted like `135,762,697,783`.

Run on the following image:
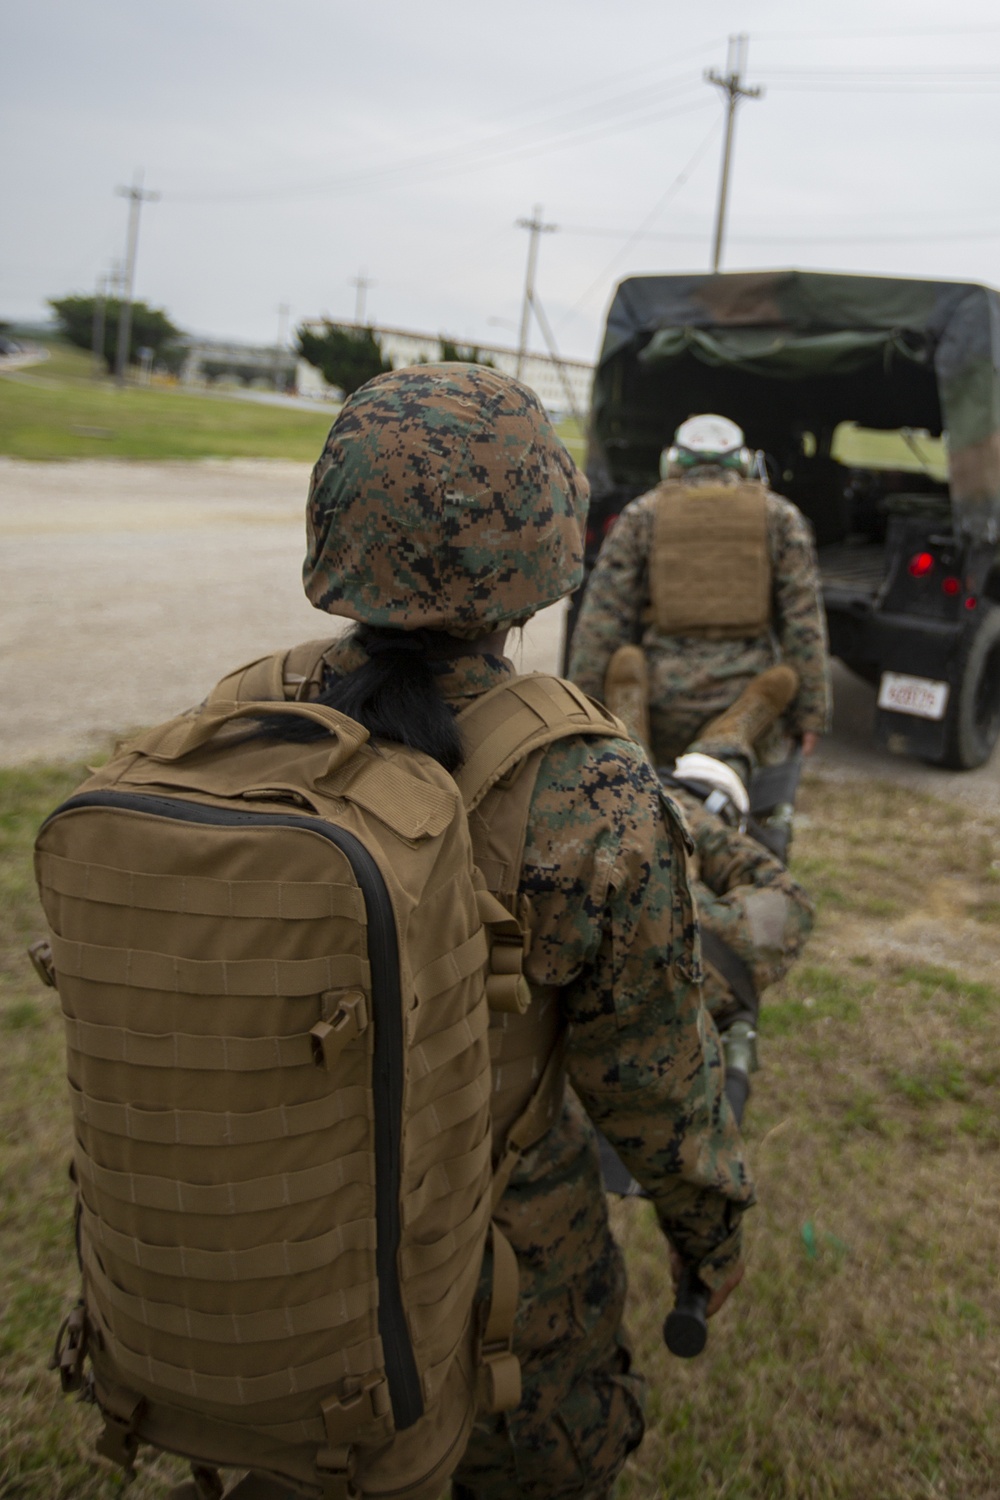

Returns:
589,269,1000,542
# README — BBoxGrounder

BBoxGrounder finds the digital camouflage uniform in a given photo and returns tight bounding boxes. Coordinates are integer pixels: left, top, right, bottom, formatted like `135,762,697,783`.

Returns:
668,785,814,1030
303,368,755,1500
567,469,832,767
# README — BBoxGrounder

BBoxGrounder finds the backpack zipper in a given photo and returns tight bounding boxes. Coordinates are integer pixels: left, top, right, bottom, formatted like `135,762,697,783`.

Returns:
45,791,425,1432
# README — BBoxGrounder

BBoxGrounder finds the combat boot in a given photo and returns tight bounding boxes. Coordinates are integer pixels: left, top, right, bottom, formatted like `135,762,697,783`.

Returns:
602,644,651,755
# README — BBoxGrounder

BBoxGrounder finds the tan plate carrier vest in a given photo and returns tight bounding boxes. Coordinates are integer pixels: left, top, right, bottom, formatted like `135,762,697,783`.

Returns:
34,641,621,1500
649,480,772,638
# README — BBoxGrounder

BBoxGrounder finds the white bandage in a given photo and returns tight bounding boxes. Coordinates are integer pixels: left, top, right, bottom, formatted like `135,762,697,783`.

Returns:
672,753,750,819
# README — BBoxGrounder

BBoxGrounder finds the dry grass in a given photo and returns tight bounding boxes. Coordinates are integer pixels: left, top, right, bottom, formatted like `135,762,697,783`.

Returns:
614,771,1000,1500
2,766,999,1498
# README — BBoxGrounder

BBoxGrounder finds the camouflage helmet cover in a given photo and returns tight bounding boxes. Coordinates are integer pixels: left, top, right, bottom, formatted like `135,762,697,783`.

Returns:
303,364,589,636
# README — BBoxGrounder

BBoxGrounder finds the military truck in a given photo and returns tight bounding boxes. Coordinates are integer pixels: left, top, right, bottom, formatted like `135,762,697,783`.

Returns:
575,269,1000,769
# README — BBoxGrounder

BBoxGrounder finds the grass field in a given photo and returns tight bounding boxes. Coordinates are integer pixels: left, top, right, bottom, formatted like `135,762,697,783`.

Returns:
0,343,587,464
2,763,998,1499
0,343,337,462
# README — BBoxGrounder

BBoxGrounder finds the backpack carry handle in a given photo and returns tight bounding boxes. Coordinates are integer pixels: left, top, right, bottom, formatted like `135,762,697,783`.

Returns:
131,699,370,777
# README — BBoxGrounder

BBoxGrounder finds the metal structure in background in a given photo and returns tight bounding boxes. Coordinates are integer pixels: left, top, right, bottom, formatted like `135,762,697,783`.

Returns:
515,205,556,379
113,172,160,387
704,35,763,273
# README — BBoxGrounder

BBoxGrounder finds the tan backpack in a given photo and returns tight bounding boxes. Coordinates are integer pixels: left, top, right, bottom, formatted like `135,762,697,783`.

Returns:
33,643,618,1500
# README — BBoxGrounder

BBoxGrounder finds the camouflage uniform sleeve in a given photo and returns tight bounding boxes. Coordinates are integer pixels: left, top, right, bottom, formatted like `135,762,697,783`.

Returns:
673,787,815,1014
767,493,832,736
566,495,653,700
523,736,755,1288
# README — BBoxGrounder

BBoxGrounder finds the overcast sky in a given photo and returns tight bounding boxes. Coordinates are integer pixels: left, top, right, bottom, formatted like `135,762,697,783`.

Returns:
5,0,1000,364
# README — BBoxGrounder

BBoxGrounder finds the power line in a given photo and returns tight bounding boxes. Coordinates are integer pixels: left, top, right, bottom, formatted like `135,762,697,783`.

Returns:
557,117,722,328
161,85,713,207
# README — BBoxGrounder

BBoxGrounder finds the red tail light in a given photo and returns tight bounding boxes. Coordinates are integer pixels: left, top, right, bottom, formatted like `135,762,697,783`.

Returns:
965,596,978,611
908,552,934,577
942,576,961,596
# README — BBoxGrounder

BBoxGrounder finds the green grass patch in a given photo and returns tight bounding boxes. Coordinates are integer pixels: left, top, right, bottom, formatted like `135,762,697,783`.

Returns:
764,962,870,1036
0,342,334,461
2,343,589,466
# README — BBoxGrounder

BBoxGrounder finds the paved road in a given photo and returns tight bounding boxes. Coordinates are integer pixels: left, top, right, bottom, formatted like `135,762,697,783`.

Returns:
1,456,997,809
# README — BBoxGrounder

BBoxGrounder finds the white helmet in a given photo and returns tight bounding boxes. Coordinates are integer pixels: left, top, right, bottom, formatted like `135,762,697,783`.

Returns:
661,413,753,480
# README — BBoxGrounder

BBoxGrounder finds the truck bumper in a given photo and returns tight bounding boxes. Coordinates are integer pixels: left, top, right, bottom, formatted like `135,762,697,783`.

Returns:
826,601,964,759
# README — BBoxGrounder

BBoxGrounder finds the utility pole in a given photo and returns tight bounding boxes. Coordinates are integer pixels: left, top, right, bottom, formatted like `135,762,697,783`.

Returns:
705,35,762,273
350,272,373,326
114,172,160,387
515,205,556,379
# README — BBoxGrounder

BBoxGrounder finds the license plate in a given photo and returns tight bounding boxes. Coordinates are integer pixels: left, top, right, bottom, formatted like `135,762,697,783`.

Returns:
877,672,950,721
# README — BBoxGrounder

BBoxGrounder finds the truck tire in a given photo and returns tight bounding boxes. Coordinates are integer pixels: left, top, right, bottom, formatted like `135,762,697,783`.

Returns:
937,604,1000,770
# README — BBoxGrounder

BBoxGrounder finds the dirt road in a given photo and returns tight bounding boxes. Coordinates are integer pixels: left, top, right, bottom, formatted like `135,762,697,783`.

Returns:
0,458,567,765
2,457,997,810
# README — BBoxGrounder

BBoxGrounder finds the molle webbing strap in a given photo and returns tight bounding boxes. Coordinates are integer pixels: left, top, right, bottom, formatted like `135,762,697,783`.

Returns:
650,481,771,636
80,1198,375,1279
73,1143,370,1215
62,1013,317,1071
407,1002,490,1082
50,932,368,997
455,674,623,814
70,1078,369,1146
38,849,365,922
83,1238,376,1343
400,1133,492,1230
89,1297,382,1406
411,926,489,1006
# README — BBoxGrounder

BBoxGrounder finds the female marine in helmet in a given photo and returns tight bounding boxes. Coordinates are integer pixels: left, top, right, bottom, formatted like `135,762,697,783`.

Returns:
299,367,753,1500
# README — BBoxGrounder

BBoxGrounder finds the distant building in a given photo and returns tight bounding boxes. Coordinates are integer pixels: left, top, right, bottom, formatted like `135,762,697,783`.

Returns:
179,338,297,391
297,318,593,418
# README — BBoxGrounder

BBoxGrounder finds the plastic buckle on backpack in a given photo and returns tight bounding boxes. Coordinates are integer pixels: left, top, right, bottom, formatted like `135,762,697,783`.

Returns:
28,938,57,988
50,1300,88,1393
93,1381,145,1480
311,991,369,1071
315,1443,360,1500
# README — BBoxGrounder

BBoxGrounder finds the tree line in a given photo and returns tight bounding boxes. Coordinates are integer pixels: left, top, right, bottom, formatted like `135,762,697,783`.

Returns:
46,296,496,395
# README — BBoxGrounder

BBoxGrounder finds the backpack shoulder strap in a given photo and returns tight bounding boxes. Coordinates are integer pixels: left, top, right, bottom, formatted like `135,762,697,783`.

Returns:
206,639,339,707
456,674,624,917
454,673,624,813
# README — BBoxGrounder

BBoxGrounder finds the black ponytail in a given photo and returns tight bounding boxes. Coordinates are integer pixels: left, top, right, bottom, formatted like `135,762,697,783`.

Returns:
257,626,465,772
